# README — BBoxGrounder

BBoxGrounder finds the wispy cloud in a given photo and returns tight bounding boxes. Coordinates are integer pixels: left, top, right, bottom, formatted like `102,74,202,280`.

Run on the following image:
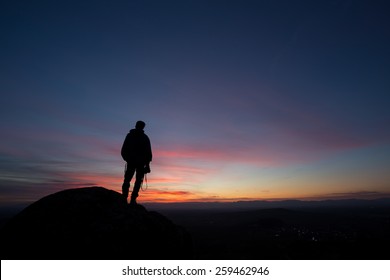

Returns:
139,188,198,203
317,191,390,200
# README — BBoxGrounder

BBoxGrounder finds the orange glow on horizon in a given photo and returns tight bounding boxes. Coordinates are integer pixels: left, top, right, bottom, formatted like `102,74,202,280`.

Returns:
62,171,390,203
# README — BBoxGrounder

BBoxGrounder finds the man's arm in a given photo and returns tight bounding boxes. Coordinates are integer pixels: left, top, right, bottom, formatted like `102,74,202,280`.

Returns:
146,136,152,163
121,134,130,161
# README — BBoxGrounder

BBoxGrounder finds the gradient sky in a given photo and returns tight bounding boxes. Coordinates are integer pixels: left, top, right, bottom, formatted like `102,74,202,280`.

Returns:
1,0,389,205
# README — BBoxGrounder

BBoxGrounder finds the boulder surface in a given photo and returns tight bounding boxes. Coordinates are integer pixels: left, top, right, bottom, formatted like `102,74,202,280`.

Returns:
1,187,192,259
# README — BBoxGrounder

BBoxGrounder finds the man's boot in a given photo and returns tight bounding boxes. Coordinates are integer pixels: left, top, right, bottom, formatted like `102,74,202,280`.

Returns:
130,196,137,206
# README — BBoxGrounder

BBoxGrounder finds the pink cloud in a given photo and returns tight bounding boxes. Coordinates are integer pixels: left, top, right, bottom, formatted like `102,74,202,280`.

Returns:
154,144,278,167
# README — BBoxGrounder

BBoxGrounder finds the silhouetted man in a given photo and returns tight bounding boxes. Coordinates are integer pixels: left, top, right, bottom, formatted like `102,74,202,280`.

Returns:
121,120,152,205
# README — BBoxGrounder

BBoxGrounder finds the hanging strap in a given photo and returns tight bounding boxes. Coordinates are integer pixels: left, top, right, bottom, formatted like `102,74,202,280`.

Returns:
141,173,148,191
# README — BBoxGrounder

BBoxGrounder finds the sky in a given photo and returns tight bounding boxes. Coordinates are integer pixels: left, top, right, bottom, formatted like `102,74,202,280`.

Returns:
1,0,389,205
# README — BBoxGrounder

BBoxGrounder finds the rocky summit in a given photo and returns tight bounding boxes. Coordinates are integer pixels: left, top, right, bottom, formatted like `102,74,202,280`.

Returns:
1,187,192,259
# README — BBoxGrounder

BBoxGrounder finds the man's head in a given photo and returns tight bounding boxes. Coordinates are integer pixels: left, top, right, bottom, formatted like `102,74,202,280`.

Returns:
135,120,146,130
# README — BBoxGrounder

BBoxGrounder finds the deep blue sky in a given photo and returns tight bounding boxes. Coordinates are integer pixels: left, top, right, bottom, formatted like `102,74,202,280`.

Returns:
1,0,389,204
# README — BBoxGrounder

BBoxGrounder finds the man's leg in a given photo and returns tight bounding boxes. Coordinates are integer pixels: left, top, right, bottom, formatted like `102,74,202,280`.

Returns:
122,164,135,200
130,166,144,205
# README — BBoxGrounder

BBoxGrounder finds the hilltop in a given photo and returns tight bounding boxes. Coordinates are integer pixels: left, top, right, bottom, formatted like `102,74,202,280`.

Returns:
0,187,192,259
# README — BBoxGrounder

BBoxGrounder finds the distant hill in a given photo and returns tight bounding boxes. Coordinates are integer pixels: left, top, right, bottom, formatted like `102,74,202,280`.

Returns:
0,187,192,259
145,198,390,211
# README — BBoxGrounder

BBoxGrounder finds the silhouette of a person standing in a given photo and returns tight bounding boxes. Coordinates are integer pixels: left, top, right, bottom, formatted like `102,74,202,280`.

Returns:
121,120,152,205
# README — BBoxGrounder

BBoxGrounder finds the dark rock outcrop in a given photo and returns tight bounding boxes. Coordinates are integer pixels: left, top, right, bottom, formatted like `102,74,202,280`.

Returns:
1,187,192,259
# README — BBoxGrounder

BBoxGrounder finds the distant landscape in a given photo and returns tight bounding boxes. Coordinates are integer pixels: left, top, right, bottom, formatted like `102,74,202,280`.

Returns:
145,198,390,211
146,199,390,259
1,198,389,259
